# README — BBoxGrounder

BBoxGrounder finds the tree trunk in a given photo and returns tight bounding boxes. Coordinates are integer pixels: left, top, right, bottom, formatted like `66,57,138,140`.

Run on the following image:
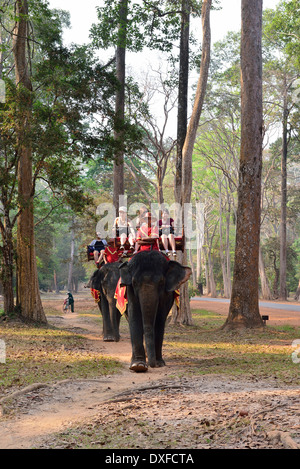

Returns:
113,0,127,212
174,0,211,325
225,209,232,297
53,270,59,294
207,247,217,297
182,0,211,205
67,222,75,293
218,182,230,298
1,221,14,314
13,0,46,324
175,0,190,205
259,246,272,300
279,84,288,300
294,279,300,301
223,0,264,329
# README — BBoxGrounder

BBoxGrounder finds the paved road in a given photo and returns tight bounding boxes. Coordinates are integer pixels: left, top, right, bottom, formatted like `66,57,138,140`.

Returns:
191,297,300,327
192,297,300,312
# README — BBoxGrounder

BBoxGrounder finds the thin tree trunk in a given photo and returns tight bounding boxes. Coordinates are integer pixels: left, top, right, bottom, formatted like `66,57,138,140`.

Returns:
207,248,217,297
1,222,14,314
218,182,230,297
67,222,75,293
113,0,127,212
279,84,288,300
13,0,46,324
189,248,196,288
175,0,211,325
53,270,59,294
175,0,190,205
182,0,211,205
259,246,272,300
294,279,300,301
225,209,232,297
223,0,263,329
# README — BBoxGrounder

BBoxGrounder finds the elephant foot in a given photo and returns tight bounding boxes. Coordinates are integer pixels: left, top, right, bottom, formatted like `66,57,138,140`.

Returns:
129,361,148,373
156,359,166,368
103,337,115,342
103,335,119,342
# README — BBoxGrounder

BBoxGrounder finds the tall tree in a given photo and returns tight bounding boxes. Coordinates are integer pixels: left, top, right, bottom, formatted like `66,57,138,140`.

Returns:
0,1,119,319
113,0,128,212
173,0,212,324
13,0,47,323
223,0,264,329
175,0,191,205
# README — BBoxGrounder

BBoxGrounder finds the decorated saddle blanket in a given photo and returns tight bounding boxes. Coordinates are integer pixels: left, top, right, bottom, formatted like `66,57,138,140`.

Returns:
91,288,101,303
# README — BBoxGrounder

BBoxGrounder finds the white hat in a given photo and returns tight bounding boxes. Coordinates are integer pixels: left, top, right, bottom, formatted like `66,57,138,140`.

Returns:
119,206,127,212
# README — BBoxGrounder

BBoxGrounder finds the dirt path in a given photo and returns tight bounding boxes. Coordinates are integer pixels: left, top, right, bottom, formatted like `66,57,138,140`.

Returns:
0,309,299,449
0,313,170,449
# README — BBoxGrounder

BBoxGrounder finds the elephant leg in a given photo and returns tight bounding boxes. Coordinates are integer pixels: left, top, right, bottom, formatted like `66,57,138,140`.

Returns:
108,301,121,342
127,292,148,372
100,297,116,342
139,295,159,368
155,295,174,367
143,322,157,368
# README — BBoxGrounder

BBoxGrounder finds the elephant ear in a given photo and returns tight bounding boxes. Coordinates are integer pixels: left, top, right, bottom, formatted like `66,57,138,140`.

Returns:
119,262,132,287
165,261,192,292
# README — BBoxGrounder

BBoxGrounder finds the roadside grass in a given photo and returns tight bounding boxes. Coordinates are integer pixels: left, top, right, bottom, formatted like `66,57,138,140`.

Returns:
164,310,300,384
0,317,122,395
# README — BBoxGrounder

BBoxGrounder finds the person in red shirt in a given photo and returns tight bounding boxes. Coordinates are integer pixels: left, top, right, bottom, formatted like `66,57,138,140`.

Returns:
136,212,160,252
97,240,120,265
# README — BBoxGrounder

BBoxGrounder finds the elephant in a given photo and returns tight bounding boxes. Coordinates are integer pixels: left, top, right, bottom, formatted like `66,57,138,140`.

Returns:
89,262,125,342
119,250,191,372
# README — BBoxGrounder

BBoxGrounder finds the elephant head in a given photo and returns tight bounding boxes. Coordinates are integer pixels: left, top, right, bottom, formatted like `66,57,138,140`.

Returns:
119,250,191,371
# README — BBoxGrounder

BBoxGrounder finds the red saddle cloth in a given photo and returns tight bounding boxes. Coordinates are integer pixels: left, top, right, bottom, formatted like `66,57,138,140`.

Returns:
91,288,101,303
114,278,128,315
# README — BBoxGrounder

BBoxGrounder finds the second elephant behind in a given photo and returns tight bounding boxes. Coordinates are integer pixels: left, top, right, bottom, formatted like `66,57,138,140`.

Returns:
89,262,123,342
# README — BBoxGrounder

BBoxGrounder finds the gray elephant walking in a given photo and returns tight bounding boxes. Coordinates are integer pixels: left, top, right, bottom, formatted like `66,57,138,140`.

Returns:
89,262,124,342
119,250,191,372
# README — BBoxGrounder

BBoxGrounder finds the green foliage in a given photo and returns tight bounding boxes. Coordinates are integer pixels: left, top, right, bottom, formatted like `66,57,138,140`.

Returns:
264,0,300,68
261,237,298,294
91,0,182,53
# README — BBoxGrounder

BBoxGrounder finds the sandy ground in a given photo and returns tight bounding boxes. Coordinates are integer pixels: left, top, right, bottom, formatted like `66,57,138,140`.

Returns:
0,298,299,450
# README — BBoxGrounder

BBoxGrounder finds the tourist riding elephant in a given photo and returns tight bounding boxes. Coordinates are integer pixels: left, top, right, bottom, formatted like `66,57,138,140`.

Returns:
89,262,124,342
119,250,191,372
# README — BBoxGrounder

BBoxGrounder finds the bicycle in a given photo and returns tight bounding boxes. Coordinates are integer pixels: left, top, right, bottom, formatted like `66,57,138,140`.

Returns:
62,298,70,313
